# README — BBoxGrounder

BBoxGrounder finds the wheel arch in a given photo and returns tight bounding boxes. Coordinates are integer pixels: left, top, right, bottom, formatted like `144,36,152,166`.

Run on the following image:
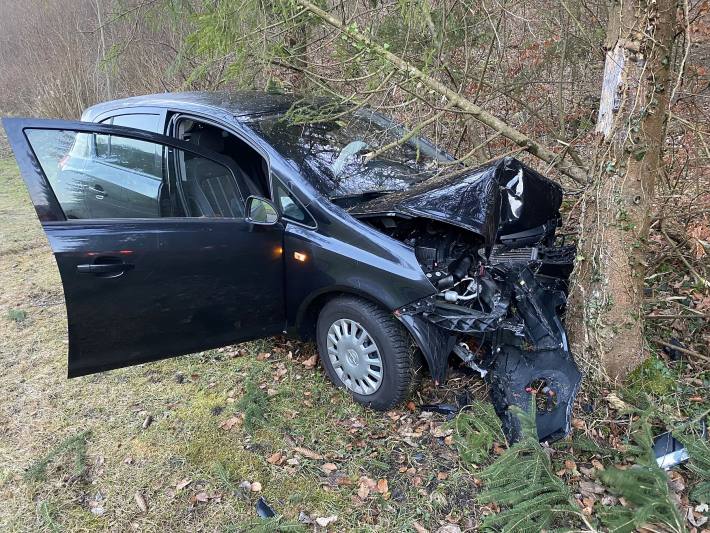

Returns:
295,287,437,380
295,286,392,341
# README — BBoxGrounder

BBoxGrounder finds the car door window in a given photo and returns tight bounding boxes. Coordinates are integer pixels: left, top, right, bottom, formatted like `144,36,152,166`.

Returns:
272,179,313,225
24,128,244,220
97,114,162,178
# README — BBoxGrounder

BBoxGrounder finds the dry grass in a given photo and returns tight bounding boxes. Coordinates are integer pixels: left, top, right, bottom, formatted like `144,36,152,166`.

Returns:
0,156,481,532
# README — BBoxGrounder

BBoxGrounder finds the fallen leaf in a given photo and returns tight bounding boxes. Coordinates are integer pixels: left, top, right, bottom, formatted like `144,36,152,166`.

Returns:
315,515,338,527
322,462,338,474
432,425,453,438
406,401,417,412
302,354,318,369
591,459,605,471
437,472,448,481
688,223,710,259
194,491,209,503
134,492,148,513
175,478,192,491
579,480,606,496
412,521,429,533
267,452,283,465
219,415,243,431
572,418,587,430
293,446,323,460
376,478,389,494
606,393,632,412
358,476,376,499
435,525,461,533
251,481,262,492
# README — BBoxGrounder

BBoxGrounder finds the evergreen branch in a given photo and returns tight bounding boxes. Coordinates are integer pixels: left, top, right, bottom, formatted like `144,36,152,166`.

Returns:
598,416,687,533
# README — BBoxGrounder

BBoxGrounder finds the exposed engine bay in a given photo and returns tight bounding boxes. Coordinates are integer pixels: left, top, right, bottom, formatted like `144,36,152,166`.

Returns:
351,158,582,443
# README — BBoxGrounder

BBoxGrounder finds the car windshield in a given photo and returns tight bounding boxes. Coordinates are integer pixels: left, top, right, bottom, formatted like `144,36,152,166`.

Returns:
250,108,447,198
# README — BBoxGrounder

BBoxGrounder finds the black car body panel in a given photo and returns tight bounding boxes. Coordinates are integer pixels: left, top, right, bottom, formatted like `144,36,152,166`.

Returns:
4,93,582,443
350,158,563,246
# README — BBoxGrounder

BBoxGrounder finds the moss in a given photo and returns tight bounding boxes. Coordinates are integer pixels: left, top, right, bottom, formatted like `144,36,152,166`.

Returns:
624,355,676,401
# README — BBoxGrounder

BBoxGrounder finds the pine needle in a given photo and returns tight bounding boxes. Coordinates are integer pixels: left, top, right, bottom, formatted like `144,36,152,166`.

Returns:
474,403,582,532
24,430,91,482
454,401,505,465
598,416,686,533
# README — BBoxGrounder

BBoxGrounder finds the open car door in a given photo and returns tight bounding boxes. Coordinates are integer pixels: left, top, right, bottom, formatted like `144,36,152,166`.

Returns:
2,118,285,376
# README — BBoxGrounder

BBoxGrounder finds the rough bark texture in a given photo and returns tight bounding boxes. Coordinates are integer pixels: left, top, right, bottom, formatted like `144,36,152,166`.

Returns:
568,0,677,380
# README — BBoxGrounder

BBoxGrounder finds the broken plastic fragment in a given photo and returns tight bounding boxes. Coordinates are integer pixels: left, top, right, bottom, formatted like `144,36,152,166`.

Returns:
256,496,276,518
653,421,706,470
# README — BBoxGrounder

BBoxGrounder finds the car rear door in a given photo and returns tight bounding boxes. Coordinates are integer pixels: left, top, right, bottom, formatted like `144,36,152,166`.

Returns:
2,118,286,377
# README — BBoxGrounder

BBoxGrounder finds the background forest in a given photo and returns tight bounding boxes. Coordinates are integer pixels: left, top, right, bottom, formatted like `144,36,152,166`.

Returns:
0,0,708,531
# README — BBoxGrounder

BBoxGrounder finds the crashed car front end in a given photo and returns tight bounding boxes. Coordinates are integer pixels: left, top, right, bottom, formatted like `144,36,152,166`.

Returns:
351,157,582,443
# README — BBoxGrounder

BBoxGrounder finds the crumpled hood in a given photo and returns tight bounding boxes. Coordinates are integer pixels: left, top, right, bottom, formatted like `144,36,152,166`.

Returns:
349,157,563,245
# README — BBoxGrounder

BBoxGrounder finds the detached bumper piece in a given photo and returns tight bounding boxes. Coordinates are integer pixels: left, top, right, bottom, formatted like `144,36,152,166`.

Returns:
398,257,582,444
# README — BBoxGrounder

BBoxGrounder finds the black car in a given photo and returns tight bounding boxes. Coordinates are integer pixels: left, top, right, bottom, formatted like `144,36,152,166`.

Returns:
3,92,581,442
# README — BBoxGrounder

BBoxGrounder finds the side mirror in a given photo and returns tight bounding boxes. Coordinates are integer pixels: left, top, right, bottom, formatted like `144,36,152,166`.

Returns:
246,196,279,225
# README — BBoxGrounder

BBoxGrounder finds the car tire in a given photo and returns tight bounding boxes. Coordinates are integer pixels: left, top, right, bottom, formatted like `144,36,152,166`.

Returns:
316,295,420,410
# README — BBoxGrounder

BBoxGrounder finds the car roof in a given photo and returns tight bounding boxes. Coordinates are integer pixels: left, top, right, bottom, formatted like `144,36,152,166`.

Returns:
82,91,313,122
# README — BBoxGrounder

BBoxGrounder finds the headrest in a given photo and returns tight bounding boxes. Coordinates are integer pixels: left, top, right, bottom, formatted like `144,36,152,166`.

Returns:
190,128,225,153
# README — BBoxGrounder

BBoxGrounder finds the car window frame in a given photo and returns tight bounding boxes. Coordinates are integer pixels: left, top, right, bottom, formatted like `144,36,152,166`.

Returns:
17,119,251,225
166,112,317,230
271,174,317,229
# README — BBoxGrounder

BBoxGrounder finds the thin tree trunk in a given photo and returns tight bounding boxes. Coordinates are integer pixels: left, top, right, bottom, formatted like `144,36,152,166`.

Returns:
293,0,588,185
568,0,677,379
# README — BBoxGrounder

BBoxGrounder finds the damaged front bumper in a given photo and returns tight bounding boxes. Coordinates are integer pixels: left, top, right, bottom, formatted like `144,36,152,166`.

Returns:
397,251,582,444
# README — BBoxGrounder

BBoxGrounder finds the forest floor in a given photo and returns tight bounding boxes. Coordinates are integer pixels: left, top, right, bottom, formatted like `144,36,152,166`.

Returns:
0,140,707,532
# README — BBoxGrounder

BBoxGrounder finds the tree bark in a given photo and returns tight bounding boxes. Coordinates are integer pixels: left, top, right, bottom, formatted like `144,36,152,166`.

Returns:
568,0,678,379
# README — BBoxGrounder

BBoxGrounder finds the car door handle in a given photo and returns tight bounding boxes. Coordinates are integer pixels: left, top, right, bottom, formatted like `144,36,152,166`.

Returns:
77,262,133,274
88,185,107,198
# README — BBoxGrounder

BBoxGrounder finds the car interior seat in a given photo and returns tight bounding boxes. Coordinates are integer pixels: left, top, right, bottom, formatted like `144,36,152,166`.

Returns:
184,127,263,216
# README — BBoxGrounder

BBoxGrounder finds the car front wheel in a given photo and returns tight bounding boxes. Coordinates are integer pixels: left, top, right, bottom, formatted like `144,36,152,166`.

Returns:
316,295,419,410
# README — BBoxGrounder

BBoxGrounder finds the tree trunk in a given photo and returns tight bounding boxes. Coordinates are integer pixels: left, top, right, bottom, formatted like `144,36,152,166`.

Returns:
568,0,677,379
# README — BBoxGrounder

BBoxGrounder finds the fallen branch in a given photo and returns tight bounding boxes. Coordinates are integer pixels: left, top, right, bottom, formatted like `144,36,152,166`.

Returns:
661,229,710,289
294,0,589,185
651,338,710,364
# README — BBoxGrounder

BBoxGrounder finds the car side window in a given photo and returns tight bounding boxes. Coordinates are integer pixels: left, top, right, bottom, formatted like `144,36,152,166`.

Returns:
272,179,313,226
24,128,244,220
96,114,162,178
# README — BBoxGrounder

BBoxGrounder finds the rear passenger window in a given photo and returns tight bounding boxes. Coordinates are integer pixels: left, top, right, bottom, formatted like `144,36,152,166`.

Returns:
24,128,244,220
97,114,162,178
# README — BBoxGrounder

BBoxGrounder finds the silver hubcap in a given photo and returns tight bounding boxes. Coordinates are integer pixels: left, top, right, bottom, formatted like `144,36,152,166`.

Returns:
326,318,383,395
